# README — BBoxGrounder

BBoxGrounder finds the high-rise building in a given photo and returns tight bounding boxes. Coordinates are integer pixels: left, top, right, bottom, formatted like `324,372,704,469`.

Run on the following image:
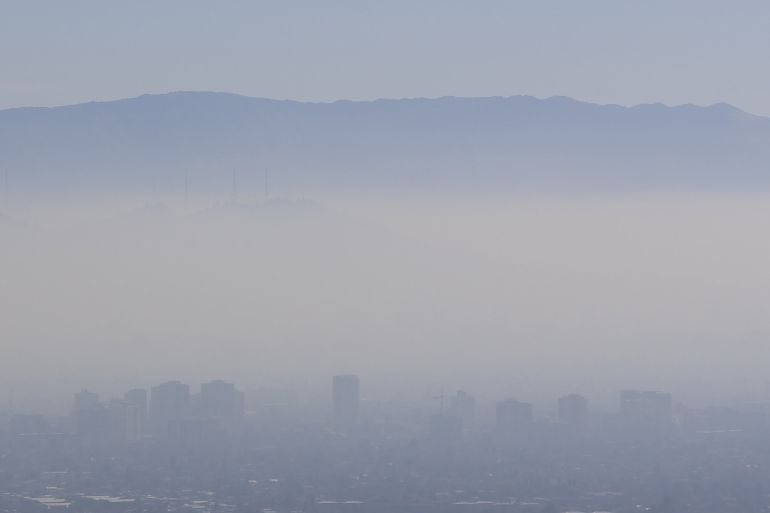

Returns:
332,374,360,430
558,393,588,426
496,398,533,430
108,399,143,443
73,389,107,443
149,381,190,436
198,380,244,426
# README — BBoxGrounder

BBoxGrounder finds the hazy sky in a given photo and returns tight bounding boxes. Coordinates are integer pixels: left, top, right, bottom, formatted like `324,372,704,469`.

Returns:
4,195,770,412
3,0,770,114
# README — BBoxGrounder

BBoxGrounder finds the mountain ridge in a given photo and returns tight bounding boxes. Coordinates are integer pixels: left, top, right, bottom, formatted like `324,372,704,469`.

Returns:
0,91,761,120
2,91,770,194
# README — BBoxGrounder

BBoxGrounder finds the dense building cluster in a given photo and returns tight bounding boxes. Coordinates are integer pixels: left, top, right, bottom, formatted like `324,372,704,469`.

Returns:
2,377,770,513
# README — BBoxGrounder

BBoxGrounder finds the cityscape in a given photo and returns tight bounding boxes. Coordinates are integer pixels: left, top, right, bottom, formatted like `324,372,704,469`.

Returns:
4,2,770,512
3,375,770,512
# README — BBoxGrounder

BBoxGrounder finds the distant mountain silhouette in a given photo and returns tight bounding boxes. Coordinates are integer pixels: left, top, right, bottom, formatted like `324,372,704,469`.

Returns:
2,91,770,194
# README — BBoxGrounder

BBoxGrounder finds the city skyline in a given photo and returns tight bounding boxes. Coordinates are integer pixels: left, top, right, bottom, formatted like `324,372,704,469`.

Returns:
5,372,768,512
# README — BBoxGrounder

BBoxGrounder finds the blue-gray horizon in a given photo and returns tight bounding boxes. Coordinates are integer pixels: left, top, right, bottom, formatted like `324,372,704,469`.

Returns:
0,90,760,119
3,0,770,114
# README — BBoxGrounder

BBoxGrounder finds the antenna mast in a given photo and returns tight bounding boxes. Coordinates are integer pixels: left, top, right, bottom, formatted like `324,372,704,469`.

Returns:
264,168,271,203
231,168,238,204
184,170,189,213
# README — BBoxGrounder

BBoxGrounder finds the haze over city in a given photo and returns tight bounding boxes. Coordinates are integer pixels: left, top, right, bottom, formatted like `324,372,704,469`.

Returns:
3,2,770,513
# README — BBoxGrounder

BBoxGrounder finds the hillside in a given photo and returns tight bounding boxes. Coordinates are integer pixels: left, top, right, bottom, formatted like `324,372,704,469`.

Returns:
2,92,770,194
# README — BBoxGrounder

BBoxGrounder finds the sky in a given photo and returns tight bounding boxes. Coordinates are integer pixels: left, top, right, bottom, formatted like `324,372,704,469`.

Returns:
3,0,770,114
